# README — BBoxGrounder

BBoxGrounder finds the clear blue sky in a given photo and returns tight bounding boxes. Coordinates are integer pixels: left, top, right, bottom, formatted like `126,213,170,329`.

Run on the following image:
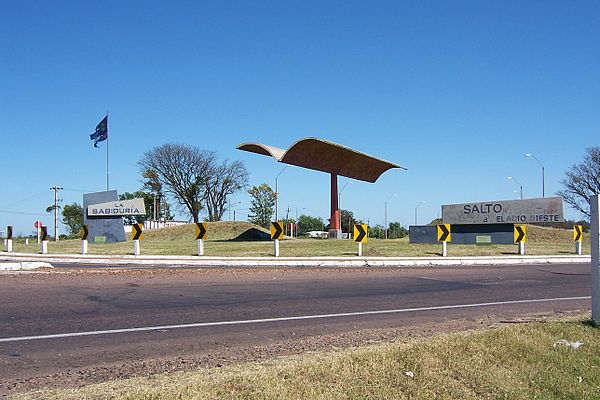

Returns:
1,1,599,236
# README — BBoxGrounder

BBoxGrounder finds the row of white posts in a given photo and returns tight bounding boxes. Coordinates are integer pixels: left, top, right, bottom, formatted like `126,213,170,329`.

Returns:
3,225,50,254
1,220,596,260
435,224,584,257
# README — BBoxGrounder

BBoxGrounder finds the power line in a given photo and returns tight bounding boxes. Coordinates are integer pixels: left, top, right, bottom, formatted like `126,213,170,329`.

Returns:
0,209,46,216
0,192,47,209
62,188,98,193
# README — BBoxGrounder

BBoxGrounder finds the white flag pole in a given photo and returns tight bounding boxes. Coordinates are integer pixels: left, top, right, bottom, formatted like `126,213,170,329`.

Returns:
106,111,109,191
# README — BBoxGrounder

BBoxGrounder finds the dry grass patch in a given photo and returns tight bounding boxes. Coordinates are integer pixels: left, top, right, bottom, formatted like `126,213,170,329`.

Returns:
14,318,600,400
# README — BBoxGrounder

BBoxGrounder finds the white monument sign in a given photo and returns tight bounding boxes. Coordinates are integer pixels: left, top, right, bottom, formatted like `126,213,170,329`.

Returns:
442,197,564,225
87,198,146,217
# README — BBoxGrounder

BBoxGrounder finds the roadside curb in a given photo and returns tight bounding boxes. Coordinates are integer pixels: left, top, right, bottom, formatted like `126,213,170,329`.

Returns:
0,252,591,268
0,261,55,271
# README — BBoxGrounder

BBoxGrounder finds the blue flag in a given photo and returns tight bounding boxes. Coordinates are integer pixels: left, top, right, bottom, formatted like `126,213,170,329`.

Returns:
90,116,108,148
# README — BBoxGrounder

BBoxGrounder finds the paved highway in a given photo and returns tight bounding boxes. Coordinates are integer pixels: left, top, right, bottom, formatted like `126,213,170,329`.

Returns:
0,262,592,394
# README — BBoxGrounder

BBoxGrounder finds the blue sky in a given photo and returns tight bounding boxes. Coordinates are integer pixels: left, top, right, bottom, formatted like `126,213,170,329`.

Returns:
1,1,599,236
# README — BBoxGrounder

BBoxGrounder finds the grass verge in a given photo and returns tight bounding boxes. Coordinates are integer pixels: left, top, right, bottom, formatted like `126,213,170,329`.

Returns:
14,318,600,399
8,223,591,257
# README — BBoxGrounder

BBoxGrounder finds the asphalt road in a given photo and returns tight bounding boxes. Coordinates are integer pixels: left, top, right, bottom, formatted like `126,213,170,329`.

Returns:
0,262,592,394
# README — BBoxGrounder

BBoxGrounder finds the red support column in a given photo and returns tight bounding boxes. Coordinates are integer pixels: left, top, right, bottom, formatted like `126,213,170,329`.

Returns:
329,173,341,238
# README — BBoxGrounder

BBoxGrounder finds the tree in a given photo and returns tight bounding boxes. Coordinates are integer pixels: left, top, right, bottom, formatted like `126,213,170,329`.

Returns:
340,209,364,233
388,222,408,239
205,159,249,222
141,169,174,222
137,143,216,222
248,184,276,228
161,202,174,221
62,203,83,236
369,224,386,239
142,169,162,194
297,214,325,235
119,191,153,225
557,146,600,217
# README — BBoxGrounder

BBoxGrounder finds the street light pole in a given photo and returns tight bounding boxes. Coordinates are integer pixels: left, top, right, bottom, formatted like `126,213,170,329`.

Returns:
507,176,524,199
338,181,352,232
228,201,241,221
338,181,352,208
384,194,397,239
274,165,289,221
414,201,425,225
525,153,545,197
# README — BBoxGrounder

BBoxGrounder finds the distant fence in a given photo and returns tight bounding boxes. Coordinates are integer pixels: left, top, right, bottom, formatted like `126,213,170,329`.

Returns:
124,220,187,232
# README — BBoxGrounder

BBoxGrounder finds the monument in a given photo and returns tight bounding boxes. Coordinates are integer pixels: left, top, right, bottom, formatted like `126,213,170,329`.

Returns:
238,137,405,239
83,190,146,243
410,197,564,244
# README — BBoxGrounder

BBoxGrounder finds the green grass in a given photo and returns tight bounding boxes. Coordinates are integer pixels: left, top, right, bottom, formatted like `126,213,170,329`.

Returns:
8,222,591,257
14,318,600,399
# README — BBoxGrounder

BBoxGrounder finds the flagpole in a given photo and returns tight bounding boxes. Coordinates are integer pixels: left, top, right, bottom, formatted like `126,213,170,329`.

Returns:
106,111,109,191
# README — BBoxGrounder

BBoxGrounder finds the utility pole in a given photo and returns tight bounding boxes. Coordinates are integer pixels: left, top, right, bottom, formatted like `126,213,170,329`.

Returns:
50,186,63,241
157,194,162,225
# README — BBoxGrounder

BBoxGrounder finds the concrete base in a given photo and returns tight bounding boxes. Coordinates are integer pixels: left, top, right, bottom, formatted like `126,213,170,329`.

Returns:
410,224,515,244
83,190,126,243
328,229,342,239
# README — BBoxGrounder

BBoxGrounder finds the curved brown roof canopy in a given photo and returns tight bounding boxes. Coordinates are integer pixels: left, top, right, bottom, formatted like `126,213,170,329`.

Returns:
237,137,406,183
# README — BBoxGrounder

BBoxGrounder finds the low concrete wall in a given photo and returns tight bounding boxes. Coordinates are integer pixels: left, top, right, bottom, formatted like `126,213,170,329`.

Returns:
409,224,515,245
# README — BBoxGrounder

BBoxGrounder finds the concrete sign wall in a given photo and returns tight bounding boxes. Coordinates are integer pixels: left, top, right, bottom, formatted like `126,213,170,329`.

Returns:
442,197,564,225
87,198,146,217
409,224,515,244
83,191,126,243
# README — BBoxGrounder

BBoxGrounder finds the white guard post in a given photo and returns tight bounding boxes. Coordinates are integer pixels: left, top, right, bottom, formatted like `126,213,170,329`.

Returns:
81,239,88,255
197,239,204,256
518,241,525,255
591,194,599,325
4,239,12,252
41,240,48,254
442,241,448,257
358,242,363,256
274,239,280,257
576,240,582,256
134,239,141,256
